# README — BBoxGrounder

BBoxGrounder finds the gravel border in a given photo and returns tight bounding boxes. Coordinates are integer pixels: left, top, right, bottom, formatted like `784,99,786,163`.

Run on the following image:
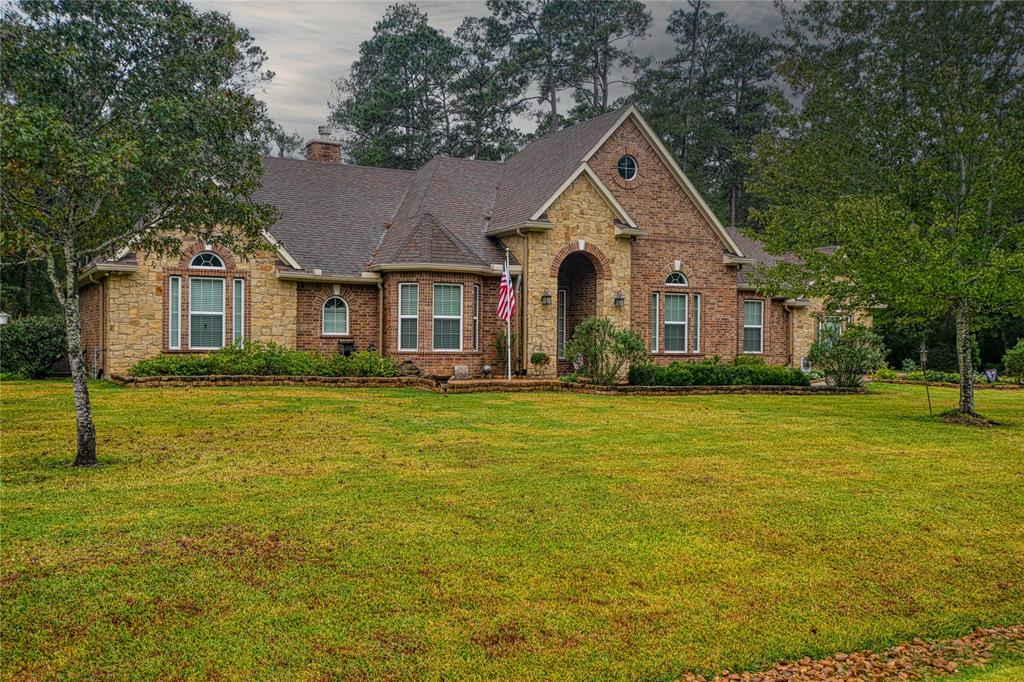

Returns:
679,625,1023,682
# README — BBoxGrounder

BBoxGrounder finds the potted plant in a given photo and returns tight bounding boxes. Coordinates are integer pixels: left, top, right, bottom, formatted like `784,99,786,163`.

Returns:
530,351,551,377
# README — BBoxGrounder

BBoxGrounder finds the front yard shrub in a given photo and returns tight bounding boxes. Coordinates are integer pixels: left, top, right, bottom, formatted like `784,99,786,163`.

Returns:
564,316,647,385
628,360,810,387
873,366,899,381
731,354,766,367
0,315,66,378
1003,339,1024,383
808,325,887,388
906,369,965,384
128,343,394,378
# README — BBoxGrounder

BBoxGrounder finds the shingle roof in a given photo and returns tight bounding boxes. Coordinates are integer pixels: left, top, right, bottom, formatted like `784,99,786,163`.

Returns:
727,227,799,286
253,158,413,277
256,107,634,275
488,108,627,231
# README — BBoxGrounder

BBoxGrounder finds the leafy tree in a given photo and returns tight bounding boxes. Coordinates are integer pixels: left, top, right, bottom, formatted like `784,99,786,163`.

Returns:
330,3,460,169
451,16,529,159
807,324,887,388
564,316,646,385
487,0,575,133
561,0,651,122
632,2,777,224
750,0,1024,417
1,258,60,317
1003,339,1024,383
0,0,277,464
267,123,305,159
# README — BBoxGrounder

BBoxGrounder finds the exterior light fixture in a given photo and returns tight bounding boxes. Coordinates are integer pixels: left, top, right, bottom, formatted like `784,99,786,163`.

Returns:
614,291,625,308
541,289,552,306
0,311,9,326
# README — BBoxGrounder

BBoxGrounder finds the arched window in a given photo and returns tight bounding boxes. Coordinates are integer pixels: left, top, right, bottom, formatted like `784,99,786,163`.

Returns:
665,271,688,286
617,155,638,180
190,252,224,269
322,297,349,335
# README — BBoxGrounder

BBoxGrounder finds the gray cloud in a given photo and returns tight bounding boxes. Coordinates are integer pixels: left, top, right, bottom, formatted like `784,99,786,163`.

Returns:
191,0,782,141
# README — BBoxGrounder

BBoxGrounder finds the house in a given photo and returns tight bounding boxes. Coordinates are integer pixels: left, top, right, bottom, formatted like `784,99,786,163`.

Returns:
78,106,835,379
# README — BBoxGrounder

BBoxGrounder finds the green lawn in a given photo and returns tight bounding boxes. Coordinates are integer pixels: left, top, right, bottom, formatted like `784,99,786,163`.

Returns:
2,380,1022,680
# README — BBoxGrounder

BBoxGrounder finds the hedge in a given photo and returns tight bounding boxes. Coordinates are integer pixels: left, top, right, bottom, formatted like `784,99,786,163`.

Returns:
0,316,66,378
628,360,811,387
128,342,394,378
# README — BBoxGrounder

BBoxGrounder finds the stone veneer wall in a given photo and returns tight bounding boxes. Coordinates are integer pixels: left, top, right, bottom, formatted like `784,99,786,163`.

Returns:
296,282,379,355
523,174,631,377
588,118,745,365
95,239,296,376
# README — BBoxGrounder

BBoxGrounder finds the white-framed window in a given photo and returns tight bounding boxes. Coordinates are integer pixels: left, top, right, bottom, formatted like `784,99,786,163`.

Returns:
168,276,181,350
693,293,701,353
472,284,480,351
665,271,688,286
189,276,225,349
743,300,764,353
190,252,224,269
556,289,567,359
665,293,687,353
650,292,659,352
233,278,245,345
398,283,418,351
322,297,349,336
432,283,463,351
817,315,846,340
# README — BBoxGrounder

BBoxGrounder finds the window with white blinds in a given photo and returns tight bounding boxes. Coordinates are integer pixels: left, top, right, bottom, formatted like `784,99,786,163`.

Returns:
189,277,224,349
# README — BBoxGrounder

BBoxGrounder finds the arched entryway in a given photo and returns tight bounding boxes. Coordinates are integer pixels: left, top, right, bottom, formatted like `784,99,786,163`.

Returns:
556,251,598,371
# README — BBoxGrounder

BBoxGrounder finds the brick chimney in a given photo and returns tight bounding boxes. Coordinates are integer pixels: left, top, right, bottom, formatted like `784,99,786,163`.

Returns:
305,125,342,163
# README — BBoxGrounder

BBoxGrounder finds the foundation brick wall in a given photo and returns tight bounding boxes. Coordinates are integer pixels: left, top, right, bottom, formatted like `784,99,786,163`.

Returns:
380,271,502,377
296,282,379,355
589,118,748,365
92,239,297,376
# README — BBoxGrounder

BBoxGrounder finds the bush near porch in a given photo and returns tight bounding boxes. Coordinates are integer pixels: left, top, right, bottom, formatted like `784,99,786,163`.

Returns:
1,381,1021,679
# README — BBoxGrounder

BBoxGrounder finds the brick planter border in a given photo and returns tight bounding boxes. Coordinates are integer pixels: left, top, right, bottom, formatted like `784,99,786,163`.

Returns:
111,374,865,396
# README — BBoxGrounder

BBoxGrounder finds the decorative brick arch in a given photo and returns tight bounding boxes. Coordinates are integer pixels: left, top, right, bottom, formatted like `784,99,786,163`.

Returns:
307,284,359,309
177,241,239,270
549,241,612,280
657,260,696,286
609,141,655,190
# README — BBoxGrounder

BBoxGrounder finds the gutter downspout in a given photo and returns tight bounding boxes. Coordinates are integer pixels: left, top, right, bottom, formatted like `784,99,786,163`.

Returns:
516,227,528,375
377,280,384,354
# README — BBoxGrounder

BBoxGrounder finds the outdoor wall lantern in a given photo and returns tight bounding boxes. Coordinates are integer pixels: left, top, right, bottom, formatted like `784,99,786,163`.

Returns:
0,311,9,326
541,289,553,306
614,291,625,308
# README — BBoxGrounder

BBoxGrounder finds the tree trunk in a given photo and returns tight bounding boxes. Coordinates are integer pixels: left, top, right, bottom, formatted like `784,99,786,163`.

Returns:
955,300,976,416
64,285,98,465
548,68,558,132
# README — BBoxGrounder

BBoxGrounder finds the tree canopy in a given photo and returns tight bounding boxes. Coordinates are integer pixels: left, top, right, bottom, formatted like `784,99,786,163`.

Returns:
0,0,278,463
750,0,1024,415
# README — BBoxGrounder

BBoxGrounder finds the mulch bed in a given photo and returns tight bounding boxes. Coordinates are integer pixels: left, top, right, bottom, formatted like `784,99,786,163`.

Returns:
111,374,864,396
678,625,1023,682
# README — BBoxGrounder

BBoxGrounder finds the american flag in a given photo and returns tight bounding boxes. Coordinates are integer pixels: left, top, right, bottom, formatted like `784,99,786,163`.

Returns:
497,252,515,322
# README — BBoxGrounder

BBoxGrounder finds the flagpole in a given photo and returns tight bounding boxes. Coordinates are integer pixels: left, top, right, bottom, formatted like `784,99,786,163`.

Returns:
505,248,512,381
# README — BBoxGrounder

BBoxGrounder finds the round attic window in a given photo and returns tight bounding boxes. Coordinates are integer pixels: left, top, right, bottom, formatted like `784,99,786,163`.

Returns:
617,155,638,181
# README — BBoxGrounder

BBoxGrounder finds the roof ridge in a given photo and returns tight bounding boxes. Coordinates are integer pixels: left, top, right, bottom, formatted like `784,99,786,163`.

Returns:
507,106,629,162
428,213,489,265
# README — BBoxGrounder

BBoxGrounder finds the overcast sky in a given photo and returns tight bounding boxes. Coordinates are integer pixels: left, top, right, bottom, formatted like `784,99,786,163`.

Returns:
190,1,785,142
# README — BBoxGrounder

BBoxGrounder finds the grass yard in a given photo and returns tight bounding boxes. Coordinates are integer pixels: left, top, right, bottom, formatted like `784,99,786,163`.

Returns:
2,380,1023,680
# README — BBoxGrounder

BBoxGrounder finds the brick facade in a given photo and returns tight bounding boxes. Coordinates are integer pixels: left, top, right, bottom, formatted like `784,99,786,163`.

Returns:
79,280,105,376
380,271,503,378
296,282,379,355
